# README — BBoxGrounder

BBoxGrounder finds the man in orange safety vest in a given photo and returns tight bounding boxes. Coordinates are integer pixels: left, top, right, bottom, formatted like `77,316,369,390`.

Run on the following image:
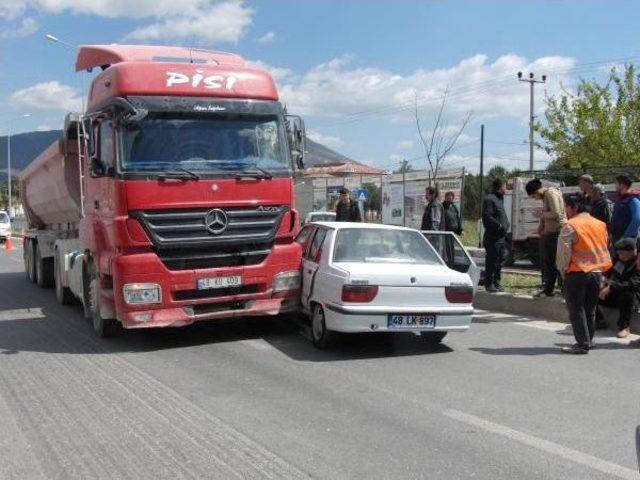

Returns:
556,194,612,354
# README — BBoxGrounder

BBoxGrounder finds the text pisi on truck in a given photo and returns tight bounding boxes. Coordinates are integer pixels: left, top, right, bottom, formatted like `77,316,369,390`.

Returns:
20,45,306,337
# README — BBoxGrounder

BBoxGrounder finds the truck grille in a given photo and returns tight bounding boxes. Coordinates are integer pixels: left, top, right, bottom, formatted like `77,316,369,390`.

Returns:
131,206,288,270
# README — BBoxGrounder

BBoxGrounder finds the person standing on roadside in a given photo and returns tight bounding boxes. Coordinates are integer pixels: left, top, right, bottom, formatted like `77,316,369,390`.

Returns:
577,174,594,212
526,179,567,298
596,238,640,339
421,186,445,231
556,195,612,354
482,178,509,293
611,174,640,244
589,183,613,227
335,188,361,222
442,191,463,235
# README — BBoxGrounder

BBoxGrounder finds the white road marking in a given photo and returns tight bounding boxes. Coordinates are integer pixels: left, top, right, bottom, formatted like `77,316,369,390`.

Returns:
0,308,45,321
239,339,273,351
444,409,639,480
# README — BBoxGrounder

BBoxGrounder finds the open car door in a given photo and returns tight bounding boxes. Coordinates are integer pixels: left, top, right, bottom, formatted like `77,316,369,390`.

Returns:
421,231,480,290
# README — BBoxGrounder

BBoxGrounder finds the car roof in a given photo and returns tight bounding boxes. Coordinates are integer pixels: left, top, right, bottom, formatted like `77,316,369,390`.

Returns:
310,221,420,232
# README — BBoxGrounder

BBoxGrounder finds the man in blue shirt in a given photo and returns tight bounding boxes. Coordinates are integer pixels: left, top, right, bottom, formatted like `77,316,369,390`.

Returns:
611,174,640,243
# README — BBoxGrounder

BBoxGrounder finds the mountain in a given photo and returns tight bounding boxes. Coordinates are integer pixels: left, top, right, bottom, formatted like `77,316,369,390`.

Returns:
0,130,357,173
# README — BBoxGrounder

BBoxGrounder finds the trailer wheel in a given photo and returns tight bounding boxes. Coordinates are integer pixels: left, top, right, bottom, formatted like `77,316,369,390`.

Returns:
25,240,37,283
35,243,54,288
89,271,120,338
54,250,75,305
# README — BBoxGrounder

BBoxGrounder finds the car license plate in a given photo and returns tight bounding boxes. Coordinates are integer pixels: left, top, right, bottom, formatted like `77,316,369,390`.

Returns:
197,275,242,290
387,314,436,329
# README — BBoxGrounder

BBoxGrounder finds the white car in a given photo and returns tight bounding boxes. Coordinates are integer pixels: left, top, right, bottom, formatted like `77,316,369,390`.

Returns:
303,211,336,225
295,222,475,348
0,212,10,243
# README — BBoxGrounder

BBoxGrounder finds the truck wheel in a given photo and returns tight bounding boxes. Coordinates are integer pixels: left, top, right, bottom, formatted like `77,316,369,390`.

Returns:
420,331,447,345
35,244,54,288
54,250,75,305
25,240,37,283
89,275,120,338
311,304,335,349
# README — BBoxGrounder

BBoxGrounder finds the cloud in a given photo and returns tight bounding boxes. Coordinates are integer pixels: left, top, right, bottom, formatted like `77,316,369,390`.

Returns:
10,81,82,111
396,140,414,150
257,31,276,44
36,124,54,131
277,53,577,124
0,16,37,38
246,60,293,82
124,1,253,42
307,131,344,150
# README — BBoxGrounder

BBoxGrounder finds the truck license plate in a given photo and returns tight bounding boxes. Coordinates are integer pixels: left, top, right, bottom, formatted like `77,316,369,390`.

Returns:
197,275,242,290
387,314,436,329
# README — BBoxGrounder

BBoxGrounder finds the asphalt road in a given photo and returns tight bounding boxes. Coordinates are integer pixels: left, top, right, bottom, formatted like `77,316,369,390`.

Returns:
0,241,639,480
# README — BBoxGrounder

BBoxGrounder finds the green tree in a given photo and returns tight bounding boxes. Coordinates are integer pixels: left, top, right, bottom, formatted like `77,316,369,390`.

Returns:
361,182,381,213
536,64,640,168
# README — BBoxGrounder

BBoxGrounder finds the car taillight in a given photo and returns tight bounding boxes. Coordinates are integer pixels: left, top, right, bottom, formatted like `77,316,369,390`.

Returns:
341,284,379,302
445,285,474,303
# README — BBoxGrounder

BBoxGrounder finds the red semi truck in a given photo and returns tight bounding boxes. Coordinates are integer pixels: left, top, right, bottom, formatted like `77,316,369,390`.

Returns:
20,45,306,337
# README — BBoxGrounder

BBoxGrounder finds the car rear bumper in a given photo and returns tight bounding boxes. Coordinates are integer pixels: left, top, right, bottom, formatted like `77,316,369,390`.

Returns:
323,303,473,333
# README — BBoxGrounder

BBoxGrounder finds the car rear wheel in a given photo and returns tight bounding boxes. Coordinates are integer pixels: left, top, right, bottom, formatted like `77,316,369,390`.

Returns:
420,331,447,345
311,304,335,349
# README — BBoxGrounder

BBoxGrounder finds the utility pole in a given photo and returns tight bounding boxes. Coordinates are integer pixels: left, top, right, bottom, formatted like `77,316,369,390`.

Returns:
478,124,484,247
517,71,546,172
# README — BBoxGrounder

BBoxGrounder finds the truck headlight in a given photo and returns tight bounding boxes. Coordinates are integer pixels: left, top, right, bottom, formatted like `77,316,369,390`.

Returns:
123,283,161,305
273,270,301,293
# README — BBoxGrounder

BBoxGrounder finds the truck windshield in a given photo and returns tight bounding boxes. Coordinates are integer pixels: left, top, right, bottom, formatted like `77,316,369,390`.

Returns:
120,113,289,174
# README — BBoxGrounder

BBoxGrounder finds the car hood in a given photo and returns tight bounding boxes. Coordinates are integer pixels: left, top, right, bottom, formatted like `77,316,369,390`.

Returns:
333,262,472,287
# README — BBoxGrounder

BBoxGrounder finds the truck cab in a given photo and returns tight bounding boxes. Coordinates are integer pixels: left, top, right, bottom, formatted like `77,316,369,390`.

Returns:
21,45,306,336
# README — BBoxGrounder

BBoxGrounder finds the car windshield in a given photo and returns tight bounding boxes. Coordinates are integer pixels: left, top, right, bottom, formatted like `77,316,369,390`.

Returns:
333,228,442,264
120,113,289,173
0,212,8,223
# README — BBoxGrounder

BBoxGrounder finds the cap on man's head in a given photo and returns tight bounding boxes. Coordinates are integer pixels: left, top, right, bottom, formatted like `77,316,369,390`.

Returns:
578,174,594,184
615,238,637,252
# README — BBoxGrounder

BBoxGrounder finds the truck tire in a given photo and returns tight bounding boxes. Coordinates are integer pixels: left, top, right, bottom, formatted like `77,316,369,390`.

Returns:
89,270,120,338
25,240,37,283
54,250,75,305
35,243,54,288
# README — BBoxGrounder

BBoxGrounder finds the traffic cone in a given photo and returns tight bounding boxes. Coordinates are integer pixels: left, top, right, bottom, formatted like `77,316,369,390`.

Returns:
4,237,13,252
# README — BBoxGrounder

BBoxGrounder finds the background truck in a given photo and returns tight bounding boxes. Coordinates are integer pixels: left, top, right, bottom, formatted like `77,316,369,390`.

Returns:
21,44,307,337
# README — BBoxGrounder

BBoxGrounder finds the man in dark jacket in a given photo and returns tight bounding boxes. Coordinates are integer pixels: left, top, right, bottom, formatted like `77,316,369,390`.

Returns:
442,191,463,235
421,187,445,231
597,237,640,338
335,188,361,222
611,174,640,243
482,178,510,293
590,183,613,226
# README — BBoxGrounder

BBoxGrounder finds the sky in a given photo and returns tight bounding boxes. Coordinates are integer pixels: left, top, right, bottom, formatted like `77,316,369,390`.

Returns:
1,0,639,173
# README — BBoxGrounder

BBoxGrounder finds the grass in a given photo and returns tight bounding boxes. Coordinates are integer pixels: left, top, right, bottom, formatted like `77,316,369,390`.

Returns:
461,219,480,247
500,273,541,296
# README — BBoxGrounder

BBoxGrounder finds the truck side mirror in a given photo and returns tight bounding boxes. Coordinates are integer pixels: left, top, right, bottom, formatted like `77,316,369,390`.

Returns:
285,114,306,170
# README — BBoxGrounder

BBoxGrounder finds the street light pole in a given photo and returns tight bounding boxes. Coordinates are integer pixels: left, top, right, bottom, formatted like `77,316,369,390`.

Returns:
517,72,546,172
45,34,85,112
6,114,31,219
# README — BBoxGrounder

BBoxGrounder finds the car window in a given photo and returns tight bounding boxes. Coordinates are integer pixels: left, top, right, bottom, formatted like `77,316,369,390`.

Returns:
333,228,442,265
423,232,471,273
0,212,8,223
295,225,315,256
308,228,329,263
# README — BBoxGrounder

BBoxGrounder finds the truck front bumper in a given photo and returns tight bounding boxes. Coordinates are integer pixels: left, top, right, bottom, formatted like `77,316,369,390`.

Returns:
110,244,300,329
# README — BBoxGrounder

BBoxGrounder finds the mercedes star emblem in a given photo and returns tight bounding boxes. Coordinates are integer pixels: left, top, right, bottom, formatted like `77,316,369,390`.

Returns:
204,208,228,235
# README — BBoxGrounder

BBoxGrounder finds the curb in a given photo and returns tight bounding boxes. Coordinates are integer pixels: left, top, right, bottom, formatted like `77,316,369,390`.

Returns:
474,290,640,334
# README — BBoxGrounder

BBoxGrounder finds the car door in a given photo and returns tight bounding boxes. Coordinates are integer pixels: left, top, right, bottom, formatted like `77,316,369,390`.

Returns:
301,227,329,311
421,231,480,289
